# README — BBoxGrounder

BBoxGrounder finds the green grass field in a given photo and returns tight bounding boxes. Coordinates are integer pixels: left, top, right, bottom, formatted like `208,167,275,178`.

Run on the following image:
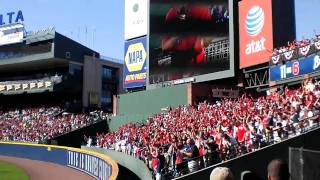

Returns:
0,161,29,180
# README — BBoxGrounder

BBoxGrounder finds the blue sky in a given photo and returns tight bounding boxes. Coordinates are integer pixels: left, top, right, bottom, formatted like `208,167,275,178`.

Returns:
295,0,320,40
0,0,318,59
0,0,124,60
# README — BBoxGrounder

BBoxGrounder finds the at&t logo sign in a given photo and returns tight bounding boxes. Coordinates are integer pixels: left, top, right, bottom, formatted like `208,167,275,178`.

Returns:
246,6,265,36
245,6,267,55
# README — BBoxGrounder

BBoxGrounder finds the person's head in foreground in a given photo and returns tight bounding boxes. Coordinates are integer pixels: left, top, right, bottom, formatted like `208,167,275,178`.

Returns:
210,167,234,180
267,159,290,180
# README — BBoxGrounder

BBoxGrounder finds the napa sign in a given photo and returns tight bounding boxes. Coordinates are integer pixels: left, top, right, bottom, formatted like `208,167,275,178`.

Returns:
123,36,147,88
0,10,24,25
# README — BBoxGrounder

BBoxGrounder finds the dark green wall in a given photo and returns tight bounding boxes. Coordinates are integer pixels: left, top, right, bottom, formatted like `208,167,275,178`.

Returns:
109,114,150,132
119,84,188,115
110,84,188,131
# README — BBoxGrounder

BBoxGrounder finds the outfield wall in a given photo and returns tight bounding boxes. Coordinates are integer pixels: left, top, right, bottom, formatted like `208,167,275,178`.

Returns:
110,84,188,131
82,146,152,180
118,84,188,115
0,142,118,180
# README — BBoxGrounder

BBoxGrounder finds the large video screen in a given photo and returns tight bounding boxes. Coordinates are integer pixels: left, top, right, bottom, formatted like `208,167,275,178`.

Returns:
149,0,233,84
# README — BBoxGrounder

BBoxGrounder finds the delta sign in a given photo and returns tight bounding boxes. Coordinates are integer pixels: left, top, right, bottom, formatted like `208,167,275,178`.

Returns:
0,10,24,25
124,36,147,88
0,11,25,46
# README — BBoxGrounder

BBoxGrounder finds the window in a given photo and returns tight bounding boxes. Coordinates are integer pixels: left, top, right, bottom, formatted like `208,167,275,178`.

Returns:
69,64,82,75
101,90,112,104
102,68,113,80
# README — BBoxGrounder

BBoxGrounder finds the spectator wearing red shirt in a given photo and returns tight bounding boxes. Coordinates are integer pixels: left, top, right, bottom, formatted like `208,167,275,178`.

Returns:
236,124,246,143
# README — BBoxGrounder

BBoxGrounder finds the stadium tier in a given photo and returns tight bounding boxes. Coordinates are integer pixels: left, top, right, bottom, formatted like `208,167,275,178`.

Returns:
0,26,123,112
0,106,105,142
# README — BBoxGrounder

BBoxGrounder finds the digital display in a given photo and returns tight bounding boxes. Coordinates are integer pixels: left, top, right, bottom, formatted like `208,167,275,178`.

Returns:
149,0,232,84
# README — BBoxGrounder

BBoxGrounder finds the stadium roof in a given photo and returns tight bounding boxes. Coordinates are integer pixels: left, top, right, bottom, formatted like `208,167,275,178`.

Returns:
101,55,123,64
25,27,55,44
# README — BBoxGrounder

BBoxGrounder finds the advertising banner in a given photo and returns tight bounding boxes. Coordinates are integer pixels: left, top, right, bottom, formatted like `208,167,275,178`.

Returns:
123,36,147,88
0,142,117,180
239,0,273,68
67,150,112,180
270,54,320,81
124,0,147,40
0,23,24,46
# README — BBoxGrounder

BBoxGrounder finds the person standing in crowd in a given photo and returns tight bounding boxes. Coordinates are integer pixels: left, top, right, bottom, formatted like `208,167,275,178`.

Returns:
158,147,166,176
250,128,263,151
221,134,237,160
204,136,221,167
152,150,161,180
87,136,92,147
175,142,184,176
182,138,199,173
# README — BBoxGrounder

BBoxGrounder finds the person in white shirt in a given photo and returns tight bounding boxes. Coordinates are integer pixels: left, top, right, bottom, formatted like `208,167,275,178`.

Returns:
305,80,315,92
87,136,92,147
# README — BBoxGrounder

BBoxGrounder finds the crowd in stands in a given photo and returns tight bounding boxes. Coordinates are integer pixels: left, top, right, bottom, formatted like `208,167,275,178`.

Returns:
0,106,100,142
91,78,320,179
271,35,320,65
272,35,320,55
